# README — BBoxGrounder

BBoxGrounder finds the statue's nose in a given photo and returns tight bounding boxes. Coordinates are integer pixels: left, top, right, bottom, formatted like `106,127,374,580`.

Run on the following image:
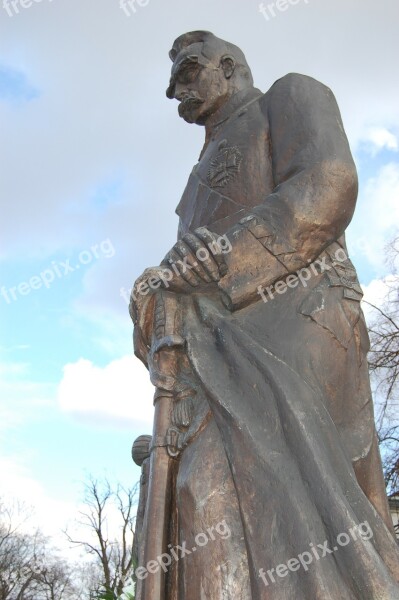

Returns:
166,77,176,99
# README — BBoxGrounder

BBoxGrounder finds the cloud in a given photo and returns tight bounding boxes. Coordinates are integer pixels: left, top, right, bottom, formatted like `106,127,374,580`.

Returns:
0,361,75,541
57,355,155,428
362,277,391,306
0,453,126,558
0,454,78,541
361,274,399,322
347,162,399,272
361,127,398,156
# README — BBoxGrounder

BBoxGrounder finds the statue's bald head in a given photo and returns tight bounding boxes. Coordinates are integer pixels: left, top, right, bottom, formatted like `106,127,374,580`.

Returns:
166,31,254,125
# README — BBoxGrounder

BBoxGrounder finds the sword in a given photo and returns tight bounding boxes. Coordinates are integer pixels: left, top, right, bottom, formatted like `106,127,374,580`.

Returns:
132,291,184,600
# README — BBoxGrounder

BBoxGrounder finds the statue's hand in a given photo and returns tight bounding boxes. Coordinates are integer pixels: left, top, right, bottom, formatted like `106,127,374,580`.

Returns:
161,227,228,287
130,266,194,325
130,228,229,322
134,265,197,298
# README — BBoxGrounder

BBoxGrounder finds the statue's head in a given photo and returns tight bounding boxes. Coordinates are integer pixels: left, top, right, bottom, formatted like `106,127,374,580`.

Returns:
166,31,254,125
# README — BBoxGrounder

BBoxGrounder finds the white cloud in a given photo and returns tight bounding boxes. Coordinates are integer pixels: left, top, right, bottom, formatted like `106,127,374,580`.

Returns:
362,127,398,156
347,162,399,272
361,274,399,321
0,454,129,559
0,361,76,540
0,454,77,542
57,355,155,428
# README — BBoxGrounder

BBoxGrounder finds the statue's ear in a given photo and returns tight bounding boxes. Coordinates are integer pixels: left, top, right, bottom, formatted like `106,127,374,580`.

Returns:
220,55,236,79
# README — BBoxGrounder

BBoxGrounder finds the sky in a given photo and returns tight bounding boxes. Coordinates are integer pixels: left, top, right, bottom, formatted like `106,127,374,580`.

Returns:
0,0,398,544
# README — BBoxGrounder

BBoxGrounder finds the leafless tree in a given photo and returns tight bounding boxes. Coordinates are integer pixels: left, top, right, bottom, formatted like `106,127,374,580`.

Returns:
0,500,72,600
365,236,399,502
0,498,84,600
0,499,43,600
64,477,137,598
33,553,80,600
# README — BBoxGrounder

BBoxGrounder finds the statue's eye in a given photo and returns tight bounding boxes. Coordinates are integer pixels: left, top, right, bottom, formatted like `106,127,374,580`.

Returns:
177,65,201,85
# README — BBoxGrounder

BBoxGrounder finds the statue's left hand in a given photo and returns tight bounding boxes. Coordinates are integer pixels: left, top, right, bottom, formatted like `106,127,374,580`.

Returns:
161,227,228,287
130,228,229,324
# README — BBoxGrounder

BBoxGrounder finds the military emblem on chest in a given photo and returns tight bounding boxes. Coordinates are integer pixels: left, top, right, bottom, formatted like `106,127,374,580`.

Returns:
207,141,242,188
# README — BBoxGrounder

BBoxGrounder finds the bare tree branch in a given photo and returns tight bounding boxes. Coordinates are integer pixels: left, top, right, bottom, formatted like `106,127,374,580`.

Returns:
64,476,138,598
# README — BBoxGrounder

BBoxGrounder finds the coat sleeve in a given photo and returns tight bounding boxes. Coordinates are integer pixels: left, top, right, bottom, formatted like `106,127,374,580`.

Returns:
218,73,358,310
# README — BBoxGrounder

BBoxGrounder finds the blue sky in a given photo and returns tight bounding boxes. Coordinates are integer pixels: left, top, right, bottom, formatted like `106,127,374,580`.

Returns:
0,0,398,539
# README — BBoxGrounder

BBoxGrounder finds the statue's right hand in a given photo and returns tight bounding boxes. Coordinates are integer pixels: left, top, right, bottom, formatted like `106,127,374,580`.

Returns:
129,266,195,325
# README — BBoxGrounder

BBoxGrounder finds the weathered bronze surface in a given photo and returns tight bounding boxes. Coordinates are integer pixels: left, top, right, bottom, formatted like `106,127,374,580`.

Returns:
130,31,399,599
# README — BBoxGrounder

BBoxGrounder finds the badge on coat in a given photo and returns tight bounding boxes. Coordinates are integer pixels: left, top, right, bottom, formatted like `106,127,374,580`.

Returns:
207,140,242,188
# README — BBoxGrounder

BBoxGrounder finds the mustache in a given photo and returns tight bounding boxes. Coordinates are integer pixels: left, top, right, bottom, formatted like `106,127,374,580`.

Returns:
178,95,205,117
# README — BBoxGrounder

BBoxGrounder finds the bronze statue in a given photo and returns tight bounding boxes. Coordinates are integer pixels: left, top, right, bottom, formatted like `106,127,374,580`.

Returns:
130,31,399,599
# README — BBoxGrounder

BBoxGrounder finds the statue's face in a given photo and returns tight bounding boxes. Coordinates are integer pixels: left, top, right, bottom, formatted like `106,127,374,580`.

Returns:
166,45,233,125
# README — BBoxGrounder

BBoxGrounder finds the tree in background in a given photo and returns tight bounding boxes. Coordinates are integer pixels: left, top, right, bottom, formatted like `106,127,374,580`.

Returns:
65,478,137,599
0,498,78,600
366,236,399,507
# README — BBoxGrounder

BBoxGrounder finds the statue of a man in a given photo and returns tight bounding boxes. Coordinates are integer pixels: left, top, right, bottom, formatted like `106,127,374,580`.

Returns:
131,31,399,599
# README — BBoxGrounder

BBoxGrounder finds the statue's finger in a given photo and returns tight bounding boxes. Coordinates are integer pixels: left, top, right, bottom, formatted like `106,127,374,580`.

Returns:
166,249,200,287
195,227,228,277
182,233,220,281
174,240,212,283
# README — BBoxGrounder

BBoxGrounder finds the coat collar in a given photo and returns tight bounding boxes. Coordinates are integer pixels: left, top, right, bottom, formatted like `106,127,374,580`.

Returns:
202,86,263,155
